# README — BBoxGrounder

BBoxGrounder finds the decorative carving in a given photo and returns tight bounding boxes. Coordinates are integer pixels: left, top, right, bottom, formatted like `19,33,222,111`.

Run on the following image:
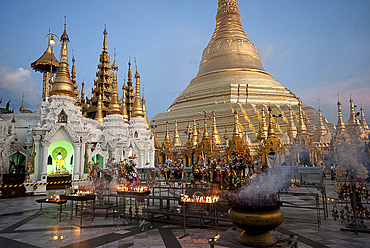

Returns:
90,142,109,165
58,109,67,123
43,124,79,143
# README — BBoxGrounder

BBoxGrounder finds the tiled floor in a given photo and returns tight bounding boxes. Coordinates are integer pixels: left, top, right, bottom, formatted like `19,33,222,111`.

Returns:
0,179,369,248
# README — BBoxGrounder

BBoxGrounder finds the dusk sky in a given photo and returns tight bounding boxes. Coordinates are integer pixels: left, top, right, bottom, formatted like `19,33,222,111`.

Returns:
1,0,369,125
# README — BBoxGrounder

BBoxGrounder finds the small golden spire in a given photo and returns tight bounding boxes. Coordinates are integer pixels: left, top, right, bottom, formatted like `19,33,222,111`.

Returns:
112,48,118,70
191,118,198,146
131,62,144,118
172,119,184,147
313,107,327,141
154,133,160,149
287,106,297,140
164,121,170,142
347,95,358,127
121,82,129,123
211,112,222,145
80,81,88,117
336,100,346,130
95,89,104,124
50,20,75,98
103,24,108,52
81,81,85,100
107,51,122,115
256,107,268,141
19,93,25,113
186,122,192,143
232,110,243,138
297,101,307,134
126,60,134,118
71,53,80,104
267,106,276,137
360,105,369,130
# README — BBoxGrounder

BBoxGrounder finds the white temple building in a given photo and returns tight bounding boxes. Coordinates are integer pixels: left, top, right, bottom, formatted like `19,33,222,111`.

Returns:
0,23,154,195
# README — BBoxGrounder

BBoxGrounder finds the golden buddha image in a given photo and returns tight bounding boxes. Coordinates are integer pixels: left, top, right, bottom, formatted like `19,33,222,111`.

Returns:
52,147,68,172
55,152,65,170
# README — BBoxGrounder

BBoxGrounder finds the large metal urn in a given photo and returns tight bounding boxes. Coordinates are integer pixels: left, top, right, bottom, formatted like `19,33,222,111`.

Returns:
228,193,283,246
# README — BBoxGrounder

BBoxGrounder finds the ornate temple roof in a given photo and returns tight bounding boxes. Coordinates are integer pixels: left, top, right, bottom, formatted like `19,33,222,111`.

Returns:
30,46,59,73
86,27,113,119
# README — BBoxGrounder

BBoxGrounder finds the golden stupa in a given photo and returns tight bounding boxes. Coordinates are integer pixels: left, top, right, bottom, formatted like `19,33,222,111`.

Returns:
152,0,328,143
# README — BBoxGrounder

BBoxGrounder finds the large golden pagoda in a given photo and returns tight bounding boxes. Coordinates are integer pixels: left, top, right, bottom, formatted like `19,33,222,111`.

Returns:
151,0,327,144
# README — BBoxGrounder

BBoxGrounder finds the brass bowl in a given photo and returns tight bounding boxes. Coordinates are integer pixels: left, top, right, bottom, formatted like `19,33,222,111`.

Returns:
228,206,283,246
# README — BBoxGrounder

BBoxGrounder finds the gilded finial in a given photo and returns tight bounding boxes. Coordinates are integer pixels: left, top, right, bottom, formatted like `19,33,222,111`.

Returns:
173,119,184,147
336,98,346,130
164,121,170,142
95,89,104,124
121,87,129,123
71,50,79,104
267,106,276,137
287,106,297,141
131,60,144,118
232,109,242,138
347,94,358,127
360,103,369,129
256,106,268,141
211,111,222,145
112,48,118,70
103,24,108,51
107,52,121,116
192,118,198,146
19,93,25,113
297,100,307,134
50,19,74,98
313,106,327,141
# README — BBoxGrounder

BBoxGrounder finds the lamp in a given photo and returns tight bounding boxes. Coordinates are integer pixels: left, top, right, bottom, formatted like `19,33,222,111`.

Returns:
49,36,55,46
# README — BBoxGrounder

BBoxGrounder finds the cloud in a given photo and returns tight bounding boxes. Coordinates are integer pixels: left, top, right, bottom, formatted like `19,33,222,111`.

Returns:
0,64,40,111
258,43,292,64
298,73,370,124
300,73,370,106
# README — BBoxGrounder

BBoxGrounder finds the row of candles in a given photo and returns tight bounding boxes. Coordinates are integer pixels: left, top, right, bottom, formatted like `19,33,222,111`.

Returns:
69,185,94,196
72,190,93,196
117,185,149,193
45,194,61,202
181,194,220,203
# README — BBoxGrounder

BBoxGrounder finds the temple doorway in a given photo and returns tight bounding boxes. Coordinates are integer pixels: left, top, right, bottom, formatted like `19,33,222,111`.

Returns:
92,154,104,168
9,152,26,174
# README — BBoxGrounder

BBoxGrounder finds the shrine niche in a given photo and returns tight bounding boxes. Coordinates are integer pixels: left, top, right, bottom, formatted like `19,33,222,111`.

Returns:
47,140,74,176
58,110,67,123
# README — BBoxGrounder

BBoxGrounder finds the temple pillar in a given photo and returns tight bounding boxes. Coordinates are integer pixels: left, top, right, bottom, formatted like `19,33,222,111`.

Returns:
139,151,144,169
41,141,50,180
33,135,41,180
74,143,82,179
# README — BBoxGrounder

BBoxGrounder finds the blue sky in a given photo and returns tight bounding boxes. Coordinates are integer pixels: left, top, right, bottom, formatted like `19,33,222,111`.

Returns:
1,0,369,124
